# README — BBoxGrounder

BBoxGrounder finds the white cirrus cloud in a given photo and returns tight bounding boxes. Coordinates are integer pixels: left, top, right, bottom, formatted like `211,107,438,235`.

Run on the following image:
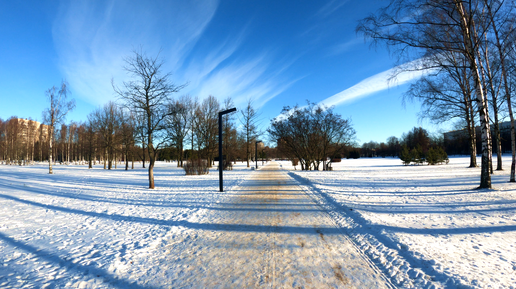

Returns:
318,58,436,108
52,0,219,105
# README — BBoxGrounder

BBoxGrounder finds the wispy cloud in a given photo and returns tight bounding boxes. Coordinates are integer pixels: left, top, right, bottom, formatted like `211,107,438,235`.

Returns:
52,0,219,105
315,0,350,18
192,52,297,109
327,37,364,56
319,58,435,108
52,0,292,110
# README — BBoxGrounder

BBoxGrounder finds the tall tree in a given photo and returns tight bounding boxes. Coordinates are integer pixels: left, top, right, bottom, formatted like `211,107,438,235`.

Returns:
240,99,260,167
483,0,516,180
113,49,185,189
192,95,219,167
42,81,75,174
358,0,494,188
166,95,192,167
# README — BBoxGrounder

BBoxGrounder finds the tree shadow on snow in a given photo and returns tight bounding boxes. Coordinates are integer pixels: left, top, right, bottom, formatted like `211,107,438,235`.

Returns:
0,231,155,289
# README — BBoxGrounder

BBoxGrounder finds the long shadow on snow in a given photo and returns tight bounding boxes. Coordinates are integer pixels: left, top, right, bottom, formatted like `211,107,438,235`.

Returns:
0,191,325,218
324,198,516,215
288,171,480,288
1,193,515,237
0,232,154,289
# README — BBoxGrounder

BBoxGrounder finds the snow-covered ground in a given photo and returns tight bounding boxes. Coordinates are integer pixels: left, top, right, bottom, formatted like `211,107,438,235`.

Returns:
0,161,251,288
282,156,516,288
0,157,515,288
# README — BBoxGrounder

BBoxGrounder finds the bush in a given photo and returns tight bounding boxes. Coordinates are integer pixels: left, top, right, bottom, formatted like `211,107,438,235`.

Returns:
183,159,209,175
414,145,425,165
291,158,299,170
437,147,449,164
400,145,411,166
219,160,233,170
426,147,438,165
331,158,342,163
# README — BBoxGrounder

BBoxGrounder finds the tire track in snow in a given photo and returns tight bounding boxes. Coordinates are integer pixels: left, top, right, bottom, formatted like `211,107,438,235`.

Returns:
288,170,474,289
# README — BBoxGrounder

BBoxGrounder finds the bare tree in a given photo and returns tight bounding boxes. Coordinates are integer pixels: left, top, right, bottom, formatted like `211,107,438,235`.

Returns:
120,109,136,170
240,99,260,167
192,95,219,167
269,102,356,171
90,101,122,170
483,0,516,180
166,95,192,167
113,49,185,189
405,58,478,167
222,97,238,166
357,0,494,188
42,81,75,174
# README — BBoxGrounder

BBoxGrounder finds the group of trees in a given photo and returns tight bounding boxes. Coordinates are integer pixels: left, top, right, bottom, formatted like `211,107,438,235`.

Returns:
358,0,516,188
268,102,356,171
360,136,403,158
359,127,447,162
1,50,263,189
398,127,449,165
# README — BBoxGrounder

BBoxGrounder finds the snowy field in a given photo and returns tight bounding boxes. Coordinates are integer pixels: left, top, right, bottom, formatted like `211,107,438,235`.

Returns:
0,157,515,288
0,161,252,288
282,156,516,288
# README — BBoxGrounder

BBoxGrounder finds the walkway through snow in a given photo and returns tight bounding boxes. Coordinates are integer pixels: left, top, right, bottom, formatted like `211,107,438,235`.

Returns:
141,161,391,288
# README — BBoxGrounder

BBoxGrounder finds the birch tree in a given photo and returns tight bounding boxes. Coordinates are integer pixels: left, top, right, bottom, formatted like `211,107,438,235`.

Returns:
42,81,75,174
357,0,494,188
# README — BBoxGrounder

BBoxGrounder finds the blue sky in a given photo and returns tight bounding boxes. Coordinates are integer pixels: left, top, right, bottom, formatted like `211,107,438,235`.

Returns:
0,0,443,145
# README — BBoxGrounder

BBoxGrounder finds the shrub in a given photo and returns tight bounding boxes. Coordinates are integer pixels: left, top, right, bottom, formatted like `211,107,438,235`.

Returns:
219,160,233,170
426,147,438,165
437,147,449,164
183,159,209,175
400,145,411,166
331,158,342,163
291,158,299,170
412,145,425,165
423,147,449,165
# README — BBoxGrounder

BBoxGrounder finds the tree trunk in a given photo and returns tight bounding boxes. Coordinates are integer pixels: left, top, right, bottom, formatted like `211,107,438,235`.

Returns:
148,144,155,189
48,128,53,174
466,105,477,167
455,0,491,188
142,143,146,168
484,0,515,180
246,142,250,167
494,122,502,171
125,149,129,170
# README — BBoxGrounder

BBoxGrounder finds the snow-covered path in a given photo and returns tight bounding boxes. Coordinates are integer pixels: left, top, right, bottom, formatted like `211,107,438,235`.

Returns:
138,162,391,288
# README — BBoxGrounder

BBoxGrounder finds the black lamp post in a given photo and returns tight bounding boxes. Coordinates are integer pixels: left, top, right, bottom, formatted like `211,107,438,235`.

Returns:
255,140,262,169
218,107,237,192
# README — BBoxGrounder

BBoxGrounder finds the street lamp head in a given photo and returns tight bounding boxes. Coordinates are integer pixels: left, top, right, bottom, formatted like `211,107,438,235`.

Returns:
219,108,237,116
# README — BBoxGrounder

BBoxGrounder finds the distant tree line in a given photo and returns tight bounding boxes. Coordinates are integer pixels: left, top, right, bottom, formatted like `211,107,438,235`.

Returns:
0,50,263,189
358,127,447,162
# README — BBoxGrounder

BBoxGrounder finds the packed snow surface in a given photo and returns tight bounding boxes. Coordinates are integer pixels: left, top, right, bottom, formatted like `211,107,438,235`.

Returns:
0,157,515,288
